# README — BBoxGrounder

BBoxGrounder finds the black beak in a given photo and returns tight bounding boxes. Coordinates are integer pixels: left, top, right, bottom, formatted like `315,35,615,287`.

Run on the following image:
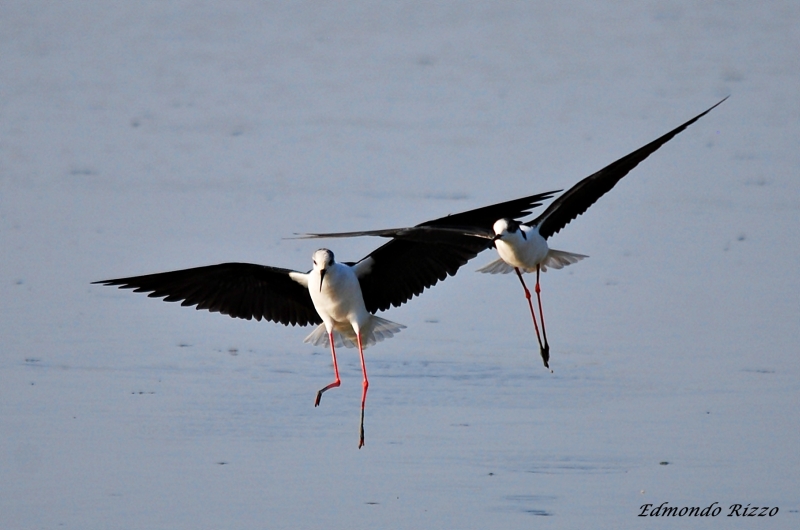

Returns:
319,268,326,291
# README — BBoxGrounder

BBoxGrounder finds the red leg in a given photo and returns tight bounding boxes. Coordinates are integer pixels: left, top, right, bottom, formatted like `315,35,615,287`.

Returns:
357,333,368,449
515,268,544,349
515,267,550,369
356,332,369,449
315,331,341,407
534,266,551,370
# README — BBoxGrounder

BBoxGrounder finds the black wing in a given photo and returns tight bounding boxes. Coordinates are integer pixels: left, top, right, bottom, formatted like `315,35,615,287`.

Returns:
355,232,492,313
530,97,727,240
292,225,496,241
351,191,559,313
93,263,321,327
297,190,560,241
417,190,560,229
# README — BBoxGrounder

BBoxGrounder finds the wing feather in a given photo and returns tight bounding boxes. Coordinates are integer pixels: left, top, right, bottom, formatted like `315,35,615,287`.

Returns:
531,98,727,239
93,263,321,327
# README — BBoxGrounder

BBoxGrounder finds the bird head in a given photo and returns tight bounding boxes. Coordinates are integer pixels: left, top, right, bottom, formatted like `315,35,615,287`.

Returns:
312,249,335,291
492,218,524,245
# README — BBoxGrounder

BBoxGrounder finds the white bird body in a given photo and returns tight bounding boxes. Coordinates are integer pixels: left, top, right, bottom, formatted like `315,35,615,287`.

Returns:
296,250,372,336
495,223,549,271
478,220,586,275
292,251,404,349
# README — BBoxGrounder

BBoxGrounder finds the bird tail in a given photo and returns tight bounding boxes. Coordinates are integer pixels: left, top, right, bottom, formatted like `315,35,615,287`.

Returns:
540,249,587,272
476,258,515,274
303,316,406,350
476,250,587,274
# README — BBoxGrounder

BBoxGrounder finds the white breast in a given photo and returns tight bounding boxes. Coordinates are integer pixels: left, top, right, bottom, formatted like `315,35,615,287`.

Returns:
308,263,370,330
496,226,550,272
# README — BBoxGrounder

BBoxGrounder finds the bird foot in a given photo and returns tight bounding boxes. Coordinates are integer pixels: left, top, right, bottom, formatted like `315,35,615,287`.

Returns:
359,408,366,449
314,380,340,407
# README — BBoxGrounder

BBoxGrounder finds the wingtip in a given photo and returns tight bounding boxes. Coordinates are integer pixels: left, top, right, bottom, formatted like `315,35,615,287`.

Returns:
690,96,729,123
284,233,319,240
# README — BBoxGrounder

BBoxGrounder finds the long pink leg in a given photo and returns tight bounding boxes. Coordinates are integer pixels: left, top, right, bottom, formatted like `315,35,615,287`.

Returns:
515,267,550,369
515,267,544,347
534,265,550,369
314,331,341,407
357,333,368,449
